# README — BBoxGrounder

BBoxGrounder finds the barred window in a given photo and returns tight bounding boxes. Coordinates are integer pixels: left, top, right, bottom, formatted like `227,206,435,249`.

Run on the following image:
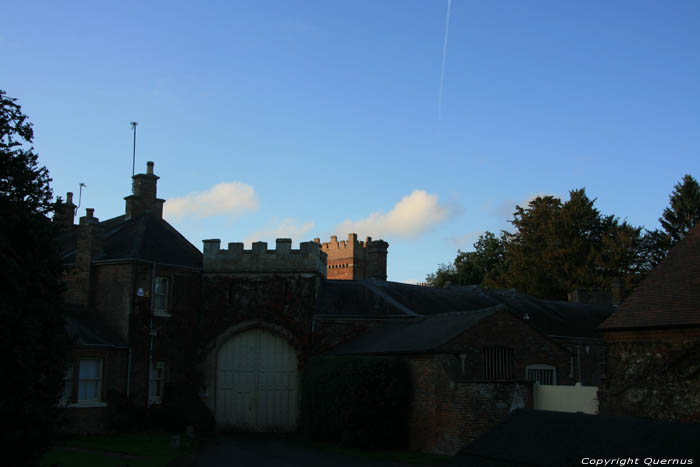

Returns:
483,347,513,380
526,364,557,385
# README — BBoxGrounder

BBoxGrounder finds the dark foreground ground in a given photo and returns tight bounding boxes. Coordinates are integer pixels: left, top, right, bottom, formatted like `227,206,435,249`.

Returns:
191,433,448,467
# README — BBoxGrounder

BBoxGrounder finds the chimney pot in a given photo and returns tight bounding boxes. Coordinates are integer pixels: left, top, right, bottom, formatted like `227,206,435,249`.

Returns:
147,161,154,175
86,208,94,218
66,192,74,204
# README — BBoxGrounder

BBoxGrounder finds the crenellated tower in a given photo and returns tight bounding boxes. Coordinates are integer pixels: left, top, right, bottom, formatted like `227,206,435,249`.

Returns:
313,233,388,281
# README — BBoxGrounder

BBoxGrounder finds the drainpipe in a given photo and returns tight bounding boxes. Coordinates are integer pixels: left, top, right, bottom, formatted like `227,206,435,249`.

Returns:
126,348,132,398
147,262,156,407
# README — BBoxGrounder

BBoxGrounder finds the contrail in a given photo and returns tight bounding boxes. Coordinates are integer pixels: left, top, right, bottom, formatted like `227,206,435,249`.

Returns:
438,0,452,120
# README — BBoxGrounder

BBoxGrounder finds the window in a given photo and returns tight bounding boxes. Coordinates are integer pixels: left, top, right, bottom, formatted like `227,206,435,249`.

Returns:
526,364,557,385
149,360,166,404
78,358,102,402
154,276,169,315
61,358,106,407
483,347,513,380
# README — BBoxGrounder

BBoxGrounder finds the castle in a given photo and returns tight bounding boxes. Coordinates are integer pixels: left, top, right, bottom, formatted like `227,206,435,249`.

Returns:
53,161,613,455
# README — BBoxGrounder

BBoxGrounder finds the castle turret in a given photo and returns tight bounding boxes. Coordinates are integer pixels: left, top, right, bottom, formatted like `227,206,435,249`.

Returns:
316,233,388,281
124,161,165,219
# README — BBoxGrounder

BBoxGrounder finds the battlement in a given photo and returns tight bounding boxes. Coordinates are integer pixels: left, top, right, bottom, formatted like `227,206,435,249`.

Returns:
202,238,327,276
312,233,388,281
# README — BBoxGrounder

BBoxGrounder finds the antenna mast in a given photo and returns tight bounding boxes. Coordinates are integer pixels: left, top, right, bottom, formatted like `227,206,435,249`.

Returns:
130,121,138,178
77,182,86,216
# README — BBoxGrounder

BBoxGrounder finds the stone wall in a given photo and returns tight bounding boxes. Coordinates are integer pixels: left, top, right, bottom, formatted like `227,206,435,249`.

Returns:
599,328,700,421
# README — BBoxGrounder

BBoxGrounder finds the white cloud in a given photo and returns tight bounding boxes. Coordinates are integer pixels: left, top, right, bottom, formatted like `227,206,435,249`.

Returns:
334,190,454,239
164,182,259,220
244,218,315,247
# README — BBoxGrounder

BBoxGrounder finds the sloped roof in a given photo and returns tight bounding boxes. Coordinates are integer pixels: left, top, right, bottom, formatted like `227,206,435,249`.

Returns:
318,279,612,339
452,409,700,466
601,224,700,330
327,306,501,355
58,212,202,269
63,308,127,348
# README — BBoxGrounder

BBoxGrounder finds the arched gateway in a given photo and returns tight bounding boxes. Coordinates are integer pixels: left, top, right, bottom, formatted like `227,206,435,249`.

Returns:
215,328,299,431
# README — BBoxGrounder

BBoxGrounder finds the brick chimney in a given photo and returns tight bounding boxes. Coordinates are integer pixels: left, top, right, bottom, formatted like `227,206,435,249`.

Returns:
75,208,104,309
53,191,76,229
366,239,389,281
124,161,165,219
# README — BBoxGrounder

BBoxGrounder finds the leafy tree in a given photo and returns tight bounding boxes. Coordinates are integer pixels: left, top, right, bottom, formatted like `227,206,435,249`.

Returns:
659,174,700,244
0,90,68,466
425,262,457,288
637,175,700,269
429,189,646,300
498,189,644,299
426,232,506,287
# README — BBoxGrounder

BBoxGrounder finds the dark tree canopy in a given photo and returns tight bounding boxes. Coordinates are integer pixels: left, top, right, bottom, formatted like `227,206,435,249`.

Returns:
0,90,68,466
659,174,700,245
428,189,647,300
639,174,700,269
426,232,505,288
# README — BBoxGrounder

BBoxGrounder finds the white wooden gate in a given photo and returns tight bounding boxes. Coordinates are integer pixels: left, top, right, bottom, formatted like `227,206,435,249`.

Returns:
216,328,299,431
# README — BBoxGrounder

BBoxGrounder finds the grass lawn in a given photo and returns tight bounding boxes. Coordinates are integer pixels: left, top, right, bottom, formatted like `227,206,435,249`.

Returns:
40,433,193,467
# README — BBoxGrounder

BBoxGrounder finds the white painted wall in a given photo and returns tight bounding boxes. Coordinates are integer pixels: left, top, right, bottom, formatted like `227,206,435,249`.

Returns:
533,382,599,414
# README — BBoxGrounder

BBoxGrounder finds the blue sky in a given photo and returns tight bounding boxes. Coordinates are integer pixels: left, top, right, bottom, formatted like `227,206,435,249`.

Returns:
3,1,699,283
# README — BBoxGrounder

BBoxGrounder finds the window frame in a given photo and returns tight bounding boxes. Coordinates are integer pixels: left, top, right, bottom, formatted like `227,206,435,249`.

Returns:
525,363,557,385
482,346,513,381
149,360,167,405
62,357,107,408
153,275,171,317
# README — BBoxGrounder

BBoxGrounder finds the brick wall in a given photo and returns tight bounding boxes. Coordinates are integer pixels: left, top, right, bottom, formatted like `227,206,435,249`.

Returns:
315,234,388,281
407,355,533,455
128,265,202,407
60,347,128,433
439,309,573,385
92,263,134,343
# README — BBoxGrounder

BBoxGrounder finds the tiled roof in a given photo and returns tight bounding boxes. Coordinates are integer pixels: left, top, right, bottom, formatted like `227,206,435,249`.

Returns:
600,224,700,330
317,279,612,339
327,306,501,355
452,409,700,466
58,212,202,269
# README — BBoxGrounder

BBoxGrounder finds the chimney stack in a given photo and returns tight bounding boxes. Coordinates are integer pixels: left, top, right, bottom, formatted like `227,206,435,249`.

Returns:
75,208,104,309
124,161,165,219
53,191,77,230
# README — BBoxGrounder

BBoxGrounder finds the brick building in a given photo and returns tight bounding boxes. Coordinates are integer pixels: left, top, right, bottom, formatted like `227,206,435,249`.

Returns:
314,233,388,280
55,161,202,431
318,279,611,454
598,224,700,421
54,161,611,453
